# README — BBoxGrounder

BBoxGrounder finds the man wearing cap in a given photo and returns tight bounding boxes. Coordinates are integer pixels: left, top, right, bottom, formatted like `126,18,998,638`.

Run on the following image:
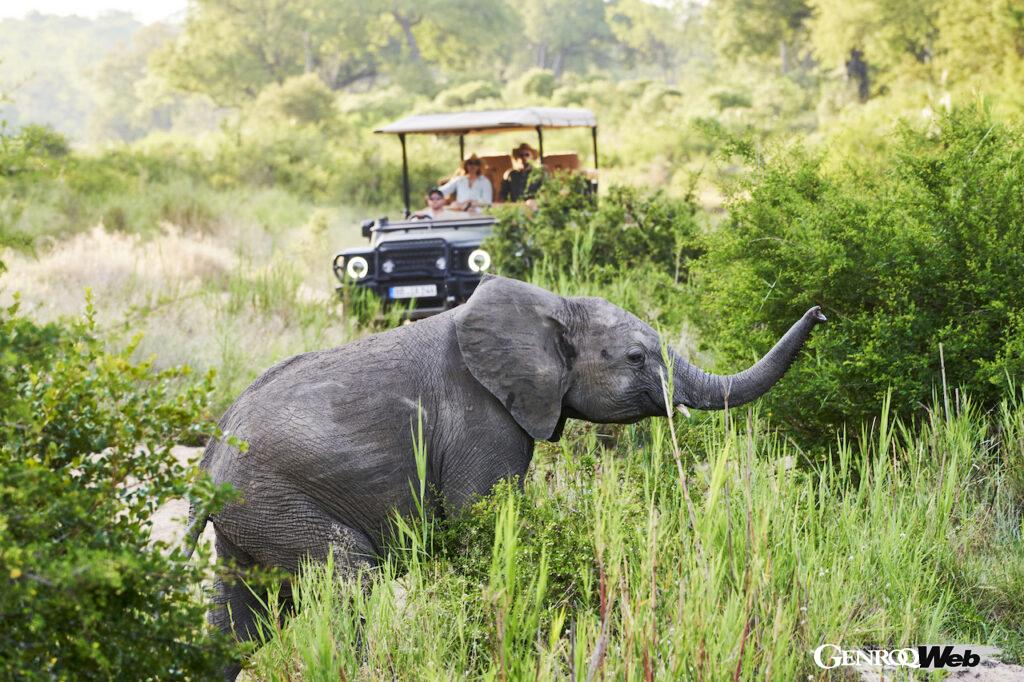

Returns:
500,143,543,202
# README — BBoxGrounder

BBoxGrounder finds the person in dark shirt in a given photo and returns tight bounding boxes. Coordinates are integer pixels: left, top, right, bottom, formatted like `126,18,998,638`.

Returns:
500,143,542,202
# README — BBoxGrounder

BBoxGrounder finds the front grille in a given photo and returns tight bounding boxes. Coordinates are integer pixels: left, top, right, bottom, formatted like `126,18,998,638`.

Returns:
450,248,473,273
377,240,446,280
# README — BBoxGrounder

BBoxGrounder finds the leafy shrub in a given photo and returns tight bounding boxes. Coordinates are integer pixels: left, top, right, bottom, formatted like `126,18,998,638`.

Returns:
435,81,501,107
509,68,557,99
210,123,444,207
0,299,63,415
638,82,683,111
159,191,219,232
487,173,702,285
249,74,339,128
0,124,71,178
0,298,236,679
696,108,1024,442
337,86,424,126
710,88,752,110
437,480,595,609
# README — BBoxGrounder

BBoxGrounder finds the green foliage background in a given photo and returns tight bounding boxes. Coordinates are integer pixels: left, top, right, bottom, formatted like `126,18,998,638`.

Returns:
1,0,1024,677
696,109,1024,441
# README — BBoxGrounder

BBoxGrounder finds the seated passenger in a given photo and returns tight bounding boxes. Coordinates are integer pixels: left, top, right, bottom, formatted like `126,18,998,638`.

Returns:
500,143,543,202
411,188,471,220
439,155,492,211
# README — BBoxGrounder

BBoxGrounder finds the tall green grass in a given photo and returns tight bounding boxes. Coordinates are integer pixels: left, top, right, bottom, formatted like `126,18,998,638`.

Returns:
248,387,1024,679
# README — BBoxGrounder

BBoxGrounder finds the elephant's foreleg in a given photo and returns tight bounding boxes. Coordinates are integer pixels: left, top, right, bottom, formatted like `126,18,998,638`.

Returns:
209,499,379,678
209,531,268,680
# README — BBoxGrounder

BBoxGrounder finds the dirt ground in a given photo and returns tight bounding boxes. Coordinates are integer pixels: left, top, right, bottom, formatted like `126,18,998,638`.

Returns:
151,445,216,552
855,656,1024,681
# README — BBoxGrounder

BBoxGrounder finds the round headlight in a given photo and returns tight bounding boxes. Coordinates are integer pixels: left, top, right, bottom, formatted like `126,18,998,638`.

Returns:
468,248,491,273
345,256,369,280
382,259,395,274
435,256,447,271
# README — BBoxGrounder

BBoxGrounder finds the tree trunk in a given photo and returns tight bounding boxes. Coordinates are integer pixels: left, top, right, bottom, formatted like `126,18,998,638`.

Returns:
780,40,789,75
552,49,565,77
392,11,422,63
845,49,869,101
302,31,314,74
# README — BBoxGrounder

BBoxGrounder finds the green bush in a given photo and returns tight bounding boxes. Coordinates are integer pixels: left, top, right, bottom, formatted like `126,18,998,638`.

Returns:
0,298,236,679
709,88,752,110
0,299,63,415
509,68,557,99
435,81,501,107
437,479,595,610
0,124,70,178
210,122,444,207
487,174,703,286
696,107,1024,442
249,74,340,128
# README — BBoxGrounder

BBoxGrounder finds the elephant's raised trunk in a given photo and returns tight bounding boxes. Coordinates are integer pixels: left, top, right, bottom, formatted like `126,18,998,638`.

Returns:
672,307,826,411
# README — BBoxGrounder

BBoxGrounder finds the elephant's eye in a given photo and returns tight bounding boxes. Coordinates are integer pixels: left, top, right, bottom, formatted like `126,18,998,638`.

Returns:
626,348,645,366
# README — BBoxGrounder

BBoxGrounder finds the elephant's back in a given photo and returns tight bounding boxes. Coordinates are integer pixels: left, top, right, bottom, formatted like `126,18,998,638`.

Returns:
200,313,459,518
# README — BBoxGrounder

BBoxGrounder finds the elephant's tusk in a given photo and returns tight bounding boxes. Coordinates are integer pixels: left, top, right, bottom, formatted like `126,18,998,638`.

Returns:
675,404,691,418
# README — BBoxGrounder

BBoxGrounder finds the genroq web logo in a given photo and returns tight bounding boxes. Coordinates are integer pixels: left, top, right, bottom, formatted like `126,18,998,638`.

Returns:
813,644,983,670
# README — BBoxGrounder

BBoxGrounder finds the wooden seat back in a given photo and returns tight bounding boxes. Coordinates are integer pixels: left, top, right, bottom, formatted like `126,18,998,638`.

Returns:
477,154,512,203
541,152,580,173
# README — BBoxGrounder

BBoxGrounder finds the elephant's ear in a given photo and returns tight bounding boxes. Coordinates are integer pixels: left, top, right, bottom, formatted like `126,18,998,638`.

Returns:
455,276,571,440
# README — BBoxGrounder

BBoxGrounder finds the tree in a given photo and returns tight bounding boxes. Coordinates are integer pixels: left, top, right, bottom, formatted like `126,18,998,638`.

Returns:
408,0,523,76
933,0,1024,90
606,0,684,77
159,0,522,103
248,72,338,126
0,12,140,140
384,0,522,90
708,0,812,73
88,23,179,142
518,0,616,76
808,0,940,98
157,0,388,105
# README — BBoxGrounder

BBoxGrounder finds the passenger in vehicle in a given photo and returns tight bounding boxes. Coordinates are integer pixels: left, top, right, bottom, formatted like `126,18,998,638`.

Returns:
411,188,470,220
439,155,492,211
500,143,542,203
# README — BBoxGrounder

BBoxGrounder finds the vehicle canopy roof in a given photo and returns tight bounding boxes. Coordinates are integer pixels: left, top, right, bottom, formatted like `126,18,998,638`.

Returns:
375,107,597,136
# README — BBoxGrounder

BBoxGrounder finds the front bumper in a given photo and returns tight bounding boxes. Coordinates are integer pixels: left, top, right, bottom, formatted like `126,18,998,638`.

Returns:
335,272,483,316
333,238,490,318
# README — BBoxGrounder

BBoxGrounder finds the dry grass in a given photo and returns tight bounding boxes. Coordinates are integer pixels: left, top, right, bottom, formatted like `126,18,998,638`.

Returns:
1,205,371,413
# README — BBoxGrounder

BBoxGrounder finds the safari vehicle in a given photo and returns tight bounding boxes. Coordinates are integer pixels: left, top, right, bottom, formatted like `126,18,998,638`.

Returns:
332,107,599,318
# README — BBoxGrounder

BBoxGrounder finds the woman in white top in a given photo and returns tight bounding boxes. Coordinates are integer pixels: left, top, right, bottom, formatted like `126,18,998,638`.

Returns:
439,155,492,211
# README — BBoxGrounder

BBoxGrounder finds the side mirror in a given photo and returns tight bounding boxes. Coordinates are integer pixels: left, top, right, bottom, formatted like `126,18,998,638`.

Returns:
361,219,374,239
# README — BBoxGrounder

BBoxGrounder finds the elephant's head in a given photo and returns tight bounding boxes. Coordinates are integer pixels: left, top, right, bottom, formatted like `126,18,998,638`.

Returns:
455,276,826,441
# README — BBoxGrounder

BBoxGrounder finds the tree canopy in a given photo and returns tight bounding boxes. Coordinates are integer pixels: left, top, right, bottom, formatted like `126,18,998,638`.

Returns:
2,0,1024,142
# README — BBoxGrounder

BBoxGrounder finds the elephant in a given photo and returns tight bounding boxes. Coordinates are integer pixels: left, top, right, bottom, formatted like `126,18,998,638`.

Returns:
188,275,825,675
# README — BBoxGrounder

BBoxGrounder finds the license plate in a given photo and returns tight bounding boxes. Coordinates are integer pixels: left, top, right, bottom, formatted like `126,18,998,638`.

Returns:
389,284,437,299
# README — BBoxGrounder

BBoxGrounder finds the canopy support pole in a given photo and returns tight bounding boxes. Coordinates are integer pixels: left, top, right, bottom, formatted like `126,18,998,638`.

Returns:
591,126,599,169
399,133,410,218
536,126,544,163
459,134,465,161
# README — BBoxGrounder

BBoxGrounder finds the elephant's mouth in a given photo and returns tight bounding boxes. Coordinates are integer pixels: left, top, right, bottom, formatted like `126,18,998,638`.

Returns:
644,386,691,418
643,387,671,417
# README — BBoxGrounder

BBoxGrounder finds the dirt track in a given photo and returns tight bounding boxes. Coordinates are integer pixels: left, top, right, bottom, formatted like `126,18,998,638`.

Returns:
151,446,215,552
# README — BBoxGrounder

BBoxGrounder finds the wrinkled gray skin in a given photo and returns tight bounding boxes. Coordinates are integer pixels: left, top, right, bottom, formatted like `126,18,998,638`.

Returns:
193,276,825,676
